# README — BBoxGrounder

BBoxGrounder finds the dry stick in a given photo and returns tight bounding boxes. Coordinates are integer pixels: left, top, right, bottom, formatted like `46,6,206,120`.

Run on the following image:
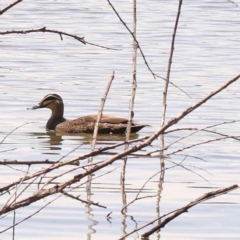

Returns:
8,177,39,209
0,0,22,15
0,122,34,145
165,119,240,135
167,158,210,183
122,158,191,212
62,192,106,209
35,146,82,190
0,27,85,43
174,153,207,162
106,0,160,80
1,74,239,215
159,1,183,222
2,166,31,210
4,164,27,174
40,160,106,190
0,160,79,165
117,152,210,182
84,40,120,50
121,0,137,206
156,75,191,98
1,167,118,234
125,0,137,141
0,194,63,234
184,163,213,176
158,0,189,99
158,0,183,226
0,27,117,50
108,0,189,97
91,71,115,151
87,71,114,205
149,135,240,157
122,170,161,212
41,165,82,190
119,184,238,239
167,135,240,156
63,167,119,206
0,136,149,194
163,120,240,151
227,0,239,7
162,0,183,126
0,148,16,153
170,128,240,150
142,184,238,237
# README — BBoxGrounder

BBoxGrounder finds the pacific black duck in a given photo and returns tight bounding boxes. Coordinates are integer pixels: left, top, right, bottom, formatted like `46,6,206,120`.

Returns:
30,94,147,134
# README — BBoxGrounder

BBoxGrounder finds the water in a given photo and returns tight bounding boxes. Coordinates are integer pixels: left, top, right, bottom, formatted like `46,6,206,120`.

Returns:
0,0,240,239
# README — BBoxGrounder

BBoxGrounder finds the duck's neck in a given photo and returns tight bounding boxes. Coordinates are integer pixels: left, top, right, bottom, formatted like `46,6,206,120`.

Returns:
46,104,66,130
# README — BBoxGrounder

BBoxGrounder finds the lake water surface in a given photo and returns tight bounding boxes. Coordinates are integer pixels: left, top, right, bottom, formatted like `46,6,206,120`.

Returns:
0,0,240,239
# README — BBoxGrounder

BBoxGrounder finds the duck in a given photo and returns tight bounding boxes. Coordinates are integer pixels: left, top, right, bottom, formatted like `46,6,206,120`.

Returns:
30,94,147,134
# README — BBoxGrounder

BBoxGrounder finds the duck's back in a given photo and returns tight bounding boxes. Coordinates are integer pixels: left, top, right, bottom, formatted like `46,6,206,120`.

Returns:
55,114,146,134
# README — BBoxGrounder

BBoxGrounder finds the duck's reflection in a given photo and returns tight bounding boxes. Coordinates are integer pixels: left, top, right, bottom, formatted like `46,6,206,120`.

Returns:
30,131,141,150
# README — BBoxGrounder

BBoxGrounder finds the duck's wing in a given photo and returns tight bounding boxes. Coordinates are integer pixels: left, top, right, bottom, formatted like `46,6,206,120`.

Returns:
67,114,146,134
88,114,128,124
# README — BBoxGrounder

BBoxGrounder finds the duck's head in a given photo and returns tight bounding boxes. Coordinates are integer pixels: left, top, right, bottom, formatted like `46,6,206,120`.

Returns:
30,94,64,113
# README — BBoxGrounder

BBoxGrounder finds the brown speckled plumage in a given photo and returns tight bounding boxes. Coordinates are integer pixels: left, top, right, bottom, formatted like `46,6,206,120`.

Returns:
31,94,147,134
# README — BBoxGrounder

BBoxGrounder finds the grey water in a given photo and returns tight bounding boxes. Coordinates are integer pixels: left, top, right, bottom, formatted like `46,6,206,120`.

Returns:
0,0,240,239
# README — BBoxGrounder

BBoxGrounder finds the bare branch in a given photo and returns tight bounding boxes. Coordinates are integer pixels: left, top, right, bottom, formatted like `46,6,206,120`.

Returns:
141,184,238,237
167,135,239,155
91,72,115,151
119,184,238,239
106,0,161,79
0,0,22,15
0,160,79,165
62,191,106,209
227,0,240,8
0,122,34,145
0,136,149,194
0,27,118,50
161,0,183,125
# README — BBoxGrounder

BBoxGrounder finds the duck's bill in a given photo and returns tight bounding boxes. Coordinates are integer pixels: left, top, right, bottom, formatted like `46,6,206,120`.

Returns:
27,104,41,110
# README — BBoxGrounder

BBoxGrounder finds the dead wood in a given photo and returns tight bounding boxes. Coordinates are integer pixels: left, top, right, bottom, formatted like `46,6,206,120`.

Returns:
118,184,238,239
0,0,22,15
0,73,239,215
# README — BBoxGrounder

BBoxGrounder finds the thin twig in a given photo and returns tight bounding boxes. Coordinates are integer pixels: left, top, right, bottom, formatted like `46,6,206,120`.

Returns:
0,167,118,233
118,184,238,239
164,120,240,150
125,0,137,142
91,71,115,151
62,192,106,209
162,0,183,126
0,122,34,145
0,160,79,165
122,170,161,211
141,184,238,237
0,136,149,194
106,0,159,79
120,0,138,202
227,0,239,8
0,0,22,15
167,135,240,156
0,27,85,43
0,27,118,50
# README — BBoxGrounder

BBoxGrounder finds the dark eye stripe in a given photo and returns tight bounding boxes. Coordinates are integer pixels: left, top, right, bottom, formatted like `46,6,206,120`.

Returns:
44,96,57,101
42,94,62,102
